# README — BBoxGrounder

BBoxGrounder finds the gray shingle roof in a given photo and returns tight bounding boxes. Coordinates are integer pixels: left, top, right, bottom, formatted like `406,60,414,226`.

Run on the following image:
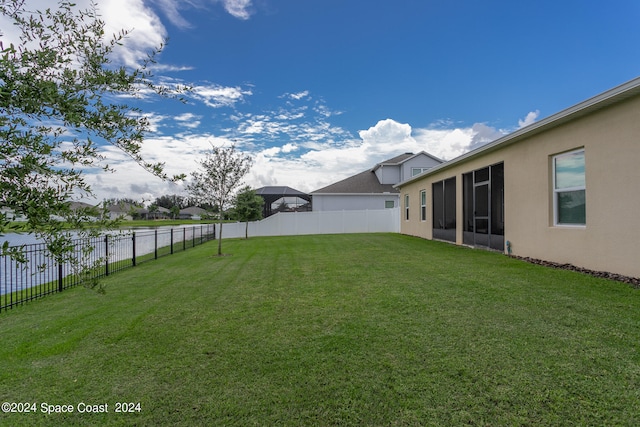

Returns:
311,152,443,195
180,206,207,215
255,186,310,197
374,152,415,167
311,170,398,194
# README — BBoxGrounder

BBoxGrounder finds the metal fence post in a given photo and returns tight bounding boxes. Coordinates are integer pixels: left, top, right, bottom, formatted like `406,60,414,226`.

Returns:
132,232,137,267
105,235,110,276
192,226,196,247
154,229,158,259
58,263,63,292
183,228,186,251
170,228,174,254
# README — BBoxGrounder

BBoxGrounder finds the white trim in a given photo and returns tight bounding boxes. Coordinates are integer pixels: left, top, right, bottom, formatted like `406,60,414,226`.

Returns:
311,192,399,196
420,190,427,222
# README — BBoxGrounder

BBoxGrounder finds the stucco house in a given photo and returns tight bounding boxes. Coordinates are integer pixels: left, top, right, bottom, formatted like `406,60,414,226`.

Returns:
395,77,640,279
311,151,443,211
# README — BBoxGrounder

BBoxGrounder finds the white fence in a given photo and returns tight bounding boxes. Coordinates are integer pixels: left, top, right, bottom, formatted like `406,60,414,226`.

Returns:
219,208,400,239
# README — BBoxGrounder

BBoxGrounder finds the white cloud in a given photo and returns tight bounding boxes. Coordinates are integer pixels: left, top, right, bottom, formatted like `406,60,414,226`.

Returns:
80,116,511,203
174,113,202,129
99,0,168,68
286,90,310,100
216,0,253,20
261,147,281,157
281,143,298,153
147,0,198,29
83,133,227,203
190,83,253,108
518,110,540,128
469,123,507,150
142,112,169,133
0,0,253,75
139,0,255,30
0,0,167,69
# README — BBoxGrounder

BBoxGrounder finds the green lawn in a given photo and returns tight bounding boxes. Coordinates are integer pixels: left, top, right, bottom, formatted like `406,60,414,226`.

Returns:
1,234,639,426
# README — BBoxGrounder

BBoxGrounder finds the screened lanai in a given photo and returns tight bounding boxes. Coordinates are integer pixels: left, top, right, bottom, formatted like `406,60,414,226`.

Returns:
254,186,312,218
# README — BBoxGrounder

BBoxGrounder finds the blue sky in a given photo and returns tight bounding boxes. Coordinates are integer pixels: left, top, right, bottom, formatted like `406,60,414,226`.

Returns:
4,0,640,202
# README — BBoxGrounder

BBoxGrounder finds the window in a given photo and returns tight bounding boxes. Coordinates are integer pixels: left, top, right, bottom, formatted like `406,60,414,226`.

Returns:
404,194,410,220
385,200,395,208
553,149,585,225
420,190,426,221
412,167,431,177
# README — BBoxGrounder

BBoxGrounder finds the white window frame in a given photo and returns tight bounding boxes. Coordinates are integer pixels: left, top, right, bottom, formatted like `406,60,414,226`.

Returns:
552,148,586,227
420,190,427,221
412,167,430,177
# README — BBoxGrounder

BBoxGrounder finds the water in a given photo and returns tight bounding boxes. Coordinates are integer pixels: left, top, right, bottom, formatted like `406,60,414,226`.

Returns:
1,224,215,296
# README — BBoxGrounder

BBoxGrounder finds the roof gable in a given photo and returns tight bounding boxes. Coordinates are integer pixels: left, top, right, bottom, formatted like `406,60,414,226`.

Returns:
311,170,397,194
371,151,444,172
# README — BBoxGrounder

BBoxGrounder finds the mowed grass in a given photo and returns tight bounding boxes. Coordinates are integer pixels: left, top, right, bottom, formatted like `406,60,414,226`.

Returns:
1,234,639,426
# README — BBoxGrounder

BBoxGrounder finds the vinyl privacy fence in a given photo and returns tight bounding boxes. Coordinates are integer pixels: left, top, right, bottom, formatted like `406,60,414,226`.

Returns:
220,208,400,239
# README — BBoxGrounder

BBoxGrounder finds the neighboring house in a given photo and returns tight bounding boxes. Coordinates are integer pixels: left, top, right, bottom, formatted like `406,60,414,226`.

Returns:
178,206,207,220
105,202,147,220
147,206,171,220
63,201,99,221
3,202,98,222
105,203,132,220
311,152,443,211
395,76,640,279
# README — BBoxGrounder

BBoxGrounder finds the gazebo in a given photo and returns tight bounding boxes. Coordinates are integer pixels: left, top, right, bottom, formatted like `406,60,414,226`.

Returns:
254,186,312,218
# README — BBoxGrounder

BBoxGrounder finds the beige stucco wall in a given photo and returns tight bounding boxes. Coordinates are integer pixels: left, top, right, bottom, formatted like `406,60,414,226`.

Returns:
399,94,640,278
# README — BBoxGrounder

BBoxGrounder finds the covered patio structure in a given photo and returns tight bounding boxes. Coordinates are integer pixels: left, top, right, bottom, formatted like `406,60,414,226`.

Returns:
255,186,312,218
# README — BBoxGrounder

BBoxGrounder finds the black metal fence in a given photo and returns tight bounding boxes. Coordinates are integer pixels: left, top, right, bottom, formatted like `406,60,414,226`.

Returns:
1,224,216,312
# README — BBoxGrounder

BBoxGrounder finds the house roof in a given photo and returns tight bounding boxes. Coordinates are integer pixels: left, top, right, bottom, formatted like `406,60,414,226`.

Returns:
395,76,640,188
311,169,398,195
312,152,442,195
180,206,207,215
255,186,310,198
371,151,443,172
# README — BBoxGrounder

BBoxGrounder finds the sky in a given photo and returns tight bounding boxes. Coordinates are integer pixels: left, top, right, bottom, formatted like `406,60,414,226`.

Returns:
3,0,640,204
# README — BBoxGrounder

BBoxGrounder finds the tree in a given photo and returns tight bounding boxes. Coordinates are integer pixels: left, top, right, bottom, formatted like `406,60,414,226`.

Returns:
153,194,187,210
0,0,185,263
151,194,187,219
234,186,264,239
170,205,181,220
103,198,143,208
187,144,252,255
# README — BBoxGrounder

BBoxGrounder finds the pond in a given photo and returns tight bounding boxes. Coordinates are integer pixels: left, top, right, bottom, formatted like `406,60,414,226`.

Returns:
1,224,216,296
